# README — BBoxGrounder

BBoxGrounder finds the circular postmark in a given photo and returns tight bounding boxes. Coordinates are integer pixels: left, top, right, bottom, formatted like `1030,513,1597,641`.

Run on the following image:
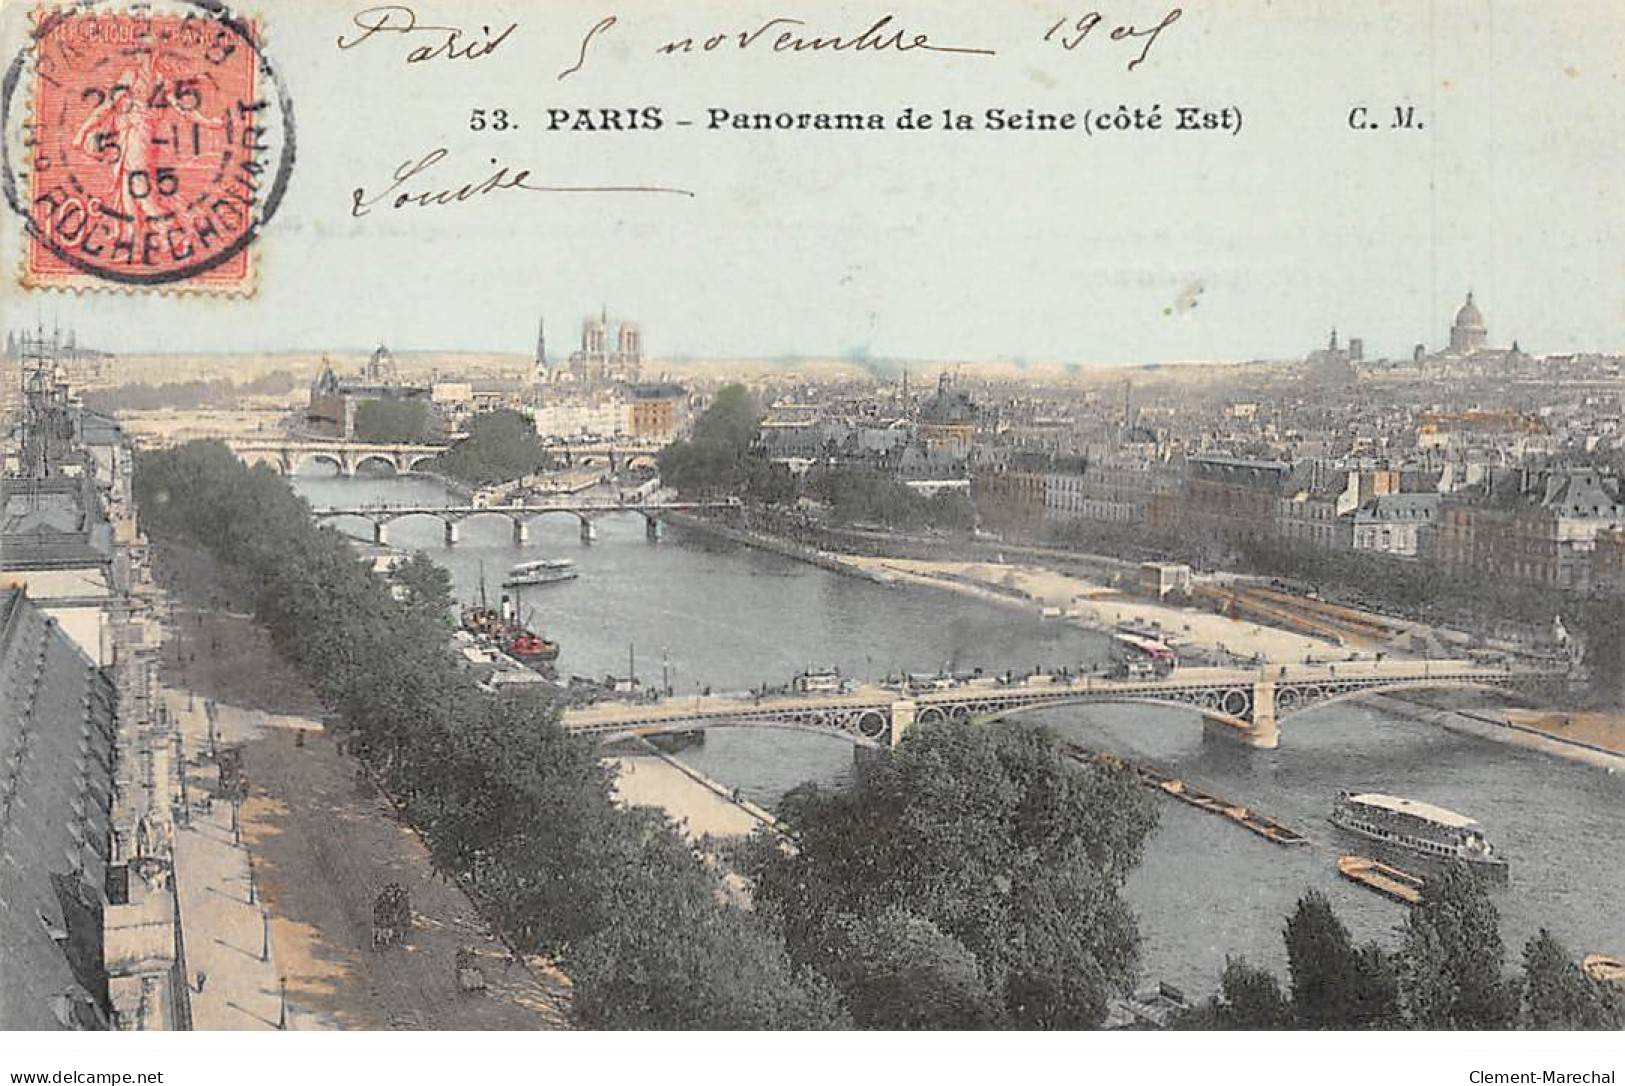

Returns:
1,0,295,289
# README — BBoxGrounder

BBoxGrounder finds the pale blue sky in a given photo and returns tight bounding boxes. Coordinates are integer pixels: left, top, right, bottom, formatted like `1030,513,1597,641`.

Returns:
4,0,1624,365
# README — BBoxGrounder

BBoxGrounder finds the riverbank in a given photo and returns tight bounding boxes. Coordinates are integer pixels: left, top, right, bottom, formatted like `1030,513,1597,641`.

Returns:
665,510,895,583
610,744,780,840
670,512,1340,661
1376,695,1625,773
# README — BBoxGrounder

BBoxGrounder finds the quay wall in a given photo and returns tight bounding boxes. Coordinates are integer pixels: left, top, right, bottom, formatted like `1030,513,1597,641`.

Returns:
1374,694,1625,773
662,511,894,583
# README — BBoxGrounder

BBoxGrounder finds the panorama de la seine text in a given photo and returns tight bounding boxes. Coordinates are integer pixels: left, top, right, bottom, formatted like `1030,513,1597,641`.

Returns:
524,103,1240,134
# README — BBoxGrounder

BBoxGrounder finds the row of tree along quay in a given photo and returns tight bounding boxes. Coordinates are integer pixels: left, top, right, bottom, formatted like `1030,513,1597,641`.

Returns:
130,439,1162,1028
1176,869,1622,1030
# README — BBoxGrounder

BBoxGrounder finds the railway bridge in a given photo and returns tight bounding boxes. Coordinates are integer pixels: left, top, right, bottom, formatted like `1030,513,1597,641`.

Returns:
559,659,1563,751
312,498,740,545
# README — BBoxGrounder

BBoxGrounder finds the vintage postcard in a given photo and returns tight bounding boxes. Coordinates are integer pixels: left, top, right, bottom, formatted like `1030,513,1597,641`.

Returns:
0,0,1621,1074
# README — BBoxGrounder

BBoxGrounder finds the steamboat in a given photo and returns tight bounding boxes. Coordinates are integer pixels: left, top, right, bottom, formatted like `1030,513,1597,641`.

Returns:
503,557,577,588
1329,792,1507,877
460,567,560,668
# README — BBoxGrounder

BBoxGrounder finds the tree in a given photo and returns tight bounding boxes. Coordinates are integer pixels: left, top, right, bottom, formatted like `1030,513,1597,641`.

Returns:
1519,930,1623,1030
430,409,547,485
810,907,999,1030
1283,891,1398,1028
1398,865,1516,1029
745,719,1158,1028
1177,957,1293,1029
353,398,430,443
657,384,802,505
391,552,453,619
134,439,834,1031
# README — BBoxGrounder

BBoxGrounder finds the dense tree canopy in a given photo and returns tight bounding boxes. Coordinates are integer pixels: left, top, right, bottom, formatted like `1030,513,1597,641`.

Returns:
744,719,1158,1029
353,398,432,443
809,466,974,532
430,409,548,485
133,440,842,1028
1177,869,1619,1030
658,385,796,503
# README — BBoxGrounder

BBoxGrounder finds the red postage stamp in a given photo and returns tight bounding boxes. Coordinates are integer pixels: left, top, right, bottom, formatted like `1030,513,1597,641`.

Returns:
3,1,293,293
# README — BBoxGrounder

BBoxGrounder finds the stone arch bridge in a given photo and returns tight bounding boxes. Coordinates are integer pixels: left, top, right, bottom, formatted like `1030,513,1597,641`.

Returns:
227,438,450,477
313,498,741,545
559,661,1563,751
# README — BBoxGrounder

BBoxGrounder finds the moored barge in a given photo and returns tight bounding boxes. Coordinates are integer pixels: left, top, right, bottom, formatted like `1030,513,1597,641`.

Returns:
1068,744,1308,847
1337,853,1425,906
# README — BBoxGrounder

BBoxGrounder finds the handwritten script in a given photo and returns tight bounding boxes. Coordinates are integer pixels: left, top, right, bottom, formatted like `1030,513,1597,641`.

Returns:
349,147,695,218
334,6,1186,75
338,5,518,63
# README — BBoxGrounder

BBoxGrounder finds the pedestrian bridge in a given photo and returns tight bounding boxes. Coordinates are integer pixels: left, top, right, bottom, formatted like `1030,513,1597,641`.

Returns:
227,438,451,477
559,659,1563,750
312,498,740,545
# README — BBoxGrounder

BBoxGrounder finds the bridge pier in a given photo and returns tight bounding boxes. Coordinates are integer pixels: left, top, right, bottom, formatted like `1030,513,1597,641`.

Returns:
889,699,916,748
513,520,530,546
444,520,461,546
372,521,388,546
579,519,598,544
1202,678,1279,749
645,517,663,543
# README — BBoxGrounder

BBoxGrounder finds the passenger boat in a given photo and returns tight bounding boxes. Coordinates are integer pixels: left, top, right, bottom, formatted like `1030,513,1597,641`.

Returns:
1329,791,1508,877
1337,854,1425,905
503,558,577,588
792,666,843,694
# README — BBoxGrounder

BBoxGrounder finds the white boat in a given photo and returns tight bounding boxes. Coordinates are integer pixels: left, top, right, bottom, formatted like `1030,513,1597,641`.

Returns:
503,558,578,587
1330,791,1508,877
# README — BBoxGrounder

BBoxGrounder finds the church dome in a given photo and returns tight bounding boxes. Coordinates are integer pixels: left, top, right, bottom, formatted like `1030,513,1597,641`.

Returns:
1454,292,1485,330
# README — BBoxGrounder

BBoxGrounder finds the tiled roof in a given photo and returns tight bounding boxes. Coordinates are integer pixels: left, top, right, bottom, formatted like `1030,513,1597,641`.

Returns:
0,589,116,1030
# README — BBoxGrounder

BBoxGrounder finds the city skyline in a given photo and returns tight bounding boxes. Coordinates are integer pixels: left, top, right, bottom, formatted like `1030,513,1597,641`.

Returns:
7,284,1614,371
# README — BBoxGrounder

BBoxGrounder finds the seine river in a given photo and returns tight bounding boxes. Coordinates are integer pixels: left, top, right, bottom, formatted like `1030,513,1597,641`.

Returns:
295,473,1625,996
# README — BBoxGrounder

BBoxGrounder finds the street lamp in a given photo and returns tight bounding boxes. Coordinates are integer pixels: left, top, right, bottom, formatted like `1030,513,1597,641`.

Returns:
277,976,288,1031
260,908,271,963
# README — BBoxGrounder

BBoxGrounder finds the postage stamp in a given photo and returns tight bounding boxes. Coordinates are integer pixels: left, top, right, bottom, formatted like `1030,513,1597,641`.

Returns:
1,0,294,294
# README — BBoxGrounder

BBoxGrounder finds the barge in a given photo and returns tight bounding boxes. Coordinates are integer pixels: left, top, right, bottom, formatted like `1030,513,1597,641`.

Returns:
1068,744,1308,847
1337,853,1426,906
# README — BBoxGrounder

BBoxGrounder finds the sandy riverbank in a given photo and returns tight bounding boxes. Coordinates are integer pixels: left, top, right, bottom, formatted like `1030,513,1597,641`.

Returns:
842,555,1346,663
1376,696,1625,772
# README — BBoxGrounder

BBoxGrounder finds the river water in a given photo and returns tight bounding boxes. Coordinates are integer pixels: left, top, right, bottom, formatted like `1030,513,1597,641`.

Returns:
295,472,1625,997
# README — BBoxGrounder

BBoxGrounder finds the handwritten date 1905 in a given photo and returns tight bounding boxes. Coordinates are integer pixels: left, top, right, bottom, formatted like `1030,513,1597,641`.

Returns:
1044,8,1183,71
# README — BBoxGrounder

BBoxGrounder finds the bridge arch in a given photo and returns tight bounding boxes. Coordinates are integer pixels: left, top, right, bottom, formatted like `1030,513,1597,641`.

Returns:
594,716,886,750
239,449,287,474
405,453,440,472
290,451,346,476
1272,678,1522,721
352,454,400,476
976,693,1254,731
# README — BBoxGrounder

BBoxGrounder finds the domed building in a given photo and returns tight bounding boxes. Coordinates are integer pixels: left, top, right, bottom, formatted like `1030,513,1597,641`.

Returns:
1448,291,1488,354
